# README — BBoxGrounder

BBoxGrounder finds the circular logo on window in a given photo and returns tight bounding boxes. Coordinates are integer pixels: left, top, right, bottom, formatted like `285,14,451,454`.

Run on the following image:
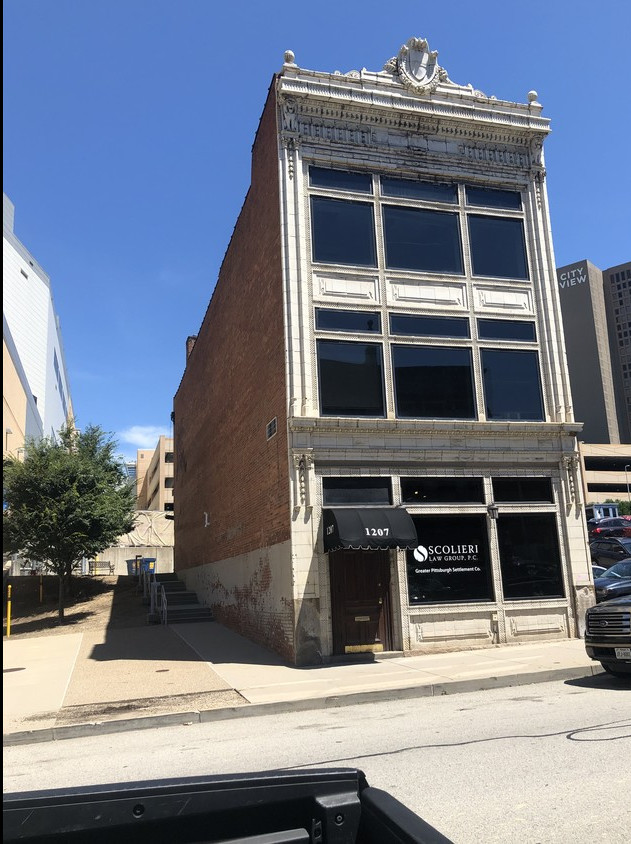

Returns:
413,545,429,563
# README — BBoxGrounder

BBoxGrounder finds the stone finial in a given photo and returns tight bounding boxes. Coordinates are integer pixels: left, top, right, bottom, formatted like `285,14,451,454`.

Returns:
527,90,540,104
284,50,296,65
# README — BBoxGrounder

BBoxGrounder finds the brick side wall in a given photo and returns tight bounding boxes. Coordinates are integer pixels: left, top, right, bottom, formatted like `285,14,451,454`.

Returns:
174,81,290,571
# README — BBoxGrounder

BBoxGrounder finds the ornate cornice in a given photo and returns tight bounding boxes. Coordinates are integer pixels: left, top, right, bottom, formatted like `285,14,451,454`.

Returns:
278,38,549,166
289,417,582,440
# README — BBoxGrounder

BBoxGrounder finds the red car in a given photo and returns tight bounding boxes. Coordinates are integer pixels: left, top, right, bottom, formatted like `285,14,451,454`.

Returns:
589,517,631,539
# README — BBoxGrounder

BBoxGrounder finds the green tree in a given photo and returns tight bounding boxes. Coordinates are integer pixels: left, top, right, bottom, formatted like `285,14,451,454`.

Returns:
3,424,136,620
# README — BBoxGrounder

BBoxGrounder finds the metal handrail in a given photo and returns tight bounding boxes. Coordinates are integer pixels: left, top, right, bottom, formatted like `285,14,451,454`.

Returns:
149,579,160,616
142,568,157,601
160,585,168,624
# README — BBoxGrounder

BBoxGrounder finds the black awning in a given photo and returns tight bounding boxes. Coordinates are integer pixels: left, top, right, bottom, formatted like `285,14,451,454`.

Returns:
323,508,418,553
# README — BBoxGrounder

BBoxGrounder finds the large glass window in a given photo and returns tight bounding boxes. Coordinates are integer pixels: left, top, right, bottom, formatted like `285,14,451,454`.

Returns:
468,215,529,279
477,319,536,342
406,515,493,604
465,186,522,210
390,314,469,338
310,167,372,193
492,477,553,502
383,206,463,273
317,340,385,417
381,177,457,203
481,349,544,421
497,514,564,599
311,197,377,266
316,309,381,333
401,477,484,503
393,345,475,419
322,477,392,505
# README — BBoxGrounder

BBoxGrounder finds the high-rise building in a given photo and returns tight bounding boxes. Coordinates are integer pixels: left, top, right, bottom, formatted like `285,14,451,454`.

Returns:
3,193,73,458
174,38,592,664
556,259,630,444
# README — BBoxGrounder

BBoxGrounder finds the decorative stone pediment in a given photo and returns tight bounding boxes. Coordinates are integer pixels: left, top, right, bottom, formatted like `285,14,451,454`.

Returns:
384,37,448,95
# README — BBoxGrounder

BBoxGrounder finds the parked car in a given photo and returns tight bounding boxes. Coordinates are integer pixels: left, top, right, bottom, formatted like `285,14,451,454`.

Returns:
584,594,631,678
588,516,631,539
590,536,631,568
592,560,631,602
592,564,608,579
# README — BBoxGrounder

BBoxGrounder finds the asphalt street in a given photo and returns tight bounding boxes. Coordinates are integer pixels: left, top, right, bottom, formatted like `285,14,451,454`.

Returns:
4,677,630,844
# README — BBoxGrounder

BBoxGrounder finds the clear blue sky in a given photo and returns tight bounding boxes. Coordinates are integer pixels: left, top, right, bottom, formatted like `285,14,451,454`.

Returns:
3,0,630,462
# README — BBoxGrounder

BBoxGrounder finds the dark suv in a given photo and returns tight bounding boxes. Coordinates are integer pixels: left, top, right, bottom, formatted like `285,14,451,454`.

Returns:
584,595,631,678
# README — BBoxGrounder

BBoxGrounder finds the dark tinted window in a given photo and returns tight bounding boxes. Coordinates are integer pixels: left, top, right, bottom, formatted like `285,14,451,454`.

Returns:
497,514,564,599
311,197,377,266
584,456,631,472
492,477,553,502
316,309,381,333
383,206,463,273
406,515,493,604
317,340,385,416
401,477,484,503
468,215,529,279
586,484,628,494
481,349,543,420
381,177,457,203
310,167,372,193
393,345,475,419
390,314,469,338
465,186,522,209
322,477,392,505
477,319,536,341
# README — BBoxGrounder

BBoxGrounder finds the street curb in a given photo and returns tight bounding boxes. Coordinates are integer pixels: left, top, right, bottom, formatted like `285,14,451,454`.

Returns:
3,664,603,747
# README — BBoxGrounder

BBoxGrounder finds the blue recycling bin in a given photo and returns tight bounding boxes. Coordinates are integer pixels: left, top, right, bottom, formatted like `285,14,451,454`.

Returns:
126,558,140,576
140,558,156,574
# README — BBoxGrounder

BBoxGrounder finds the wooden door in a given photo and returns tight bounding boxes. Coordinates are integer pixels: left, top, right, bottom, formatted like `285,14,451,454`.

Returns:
329,550,392,654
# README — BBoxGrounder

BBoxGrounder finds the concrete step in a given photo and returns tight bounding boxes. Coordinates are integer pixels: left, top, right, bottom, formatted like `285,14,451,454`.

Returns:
165,592,200,604
167,606,214,623
155,573,180,583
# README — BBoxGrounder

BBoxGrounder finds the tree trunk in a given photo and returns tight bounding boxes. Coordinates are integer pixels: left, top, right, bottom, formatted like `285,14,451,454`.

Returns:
65,562,75,598
57,572,65,620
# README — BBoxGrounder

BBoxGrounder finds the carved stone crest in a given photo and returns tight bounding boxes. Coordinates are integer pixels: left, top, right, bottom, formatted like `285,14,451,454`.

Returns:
386,37,445,94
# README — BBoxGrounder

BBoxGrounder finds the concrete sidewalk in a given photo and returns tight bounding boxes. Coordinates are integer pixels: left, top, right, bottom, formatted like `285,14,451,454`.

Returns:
3,621,604,746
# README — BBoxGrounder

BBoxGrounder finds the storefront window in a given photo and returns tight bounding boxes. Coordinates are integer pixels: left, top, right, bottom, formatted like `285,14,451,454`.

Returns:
497,514,564,599
401,477,484,503
492,477,553,502
406,515,493,604
322,477,392,505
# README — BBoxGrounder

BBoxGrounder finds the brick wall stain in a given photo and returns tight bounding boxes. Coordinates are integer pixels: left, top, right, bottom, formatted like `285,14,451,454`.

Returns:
174,82,290,568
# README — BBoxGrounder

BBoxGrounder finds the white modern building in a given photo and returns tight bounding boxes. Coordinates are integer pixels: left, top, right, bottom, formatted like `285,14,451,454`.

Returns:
3,193,73,455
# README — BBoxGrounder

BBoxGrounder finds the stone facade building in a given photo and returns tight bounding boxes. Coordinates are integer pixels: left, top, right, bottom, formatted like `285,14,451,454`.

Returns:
174,38,593,664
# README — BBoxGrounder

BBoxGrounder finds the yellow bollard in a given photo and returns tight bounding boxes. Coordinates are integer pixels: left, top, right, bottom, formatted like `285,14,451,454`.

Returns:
6,583,11,637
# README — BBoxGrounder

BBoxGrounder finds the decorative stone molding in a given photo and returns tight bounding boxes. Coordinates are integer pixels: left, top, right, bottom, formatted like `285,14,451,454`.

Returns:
281,136,297,179
383,37,446,95
562,454,580,504
293,452,314,510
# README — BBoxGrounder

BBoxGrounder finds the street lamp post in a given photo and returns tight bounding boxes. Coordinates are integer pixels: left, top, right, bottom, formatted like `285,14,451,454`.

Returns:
625,465,631,506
